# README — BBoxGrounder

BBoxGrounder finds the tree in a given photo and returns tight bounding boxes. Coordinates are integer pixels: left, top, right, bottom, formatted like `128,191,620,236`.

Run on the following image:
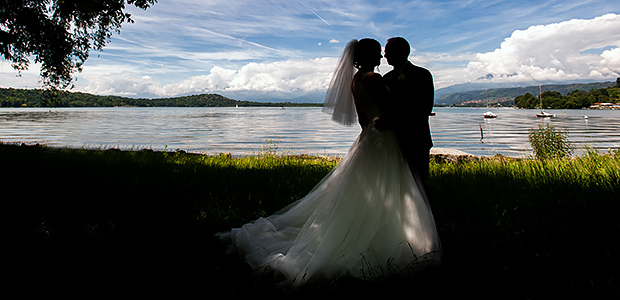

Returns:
540,91,563,108
1,0,157,90
566,90,591,108
514,92,538,109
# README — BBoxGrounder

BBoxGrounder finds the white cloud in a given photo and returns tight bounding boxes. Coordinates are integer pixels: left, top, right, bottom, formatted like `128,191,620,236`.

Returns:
0,61,43,89
464,13,620,84
76,58,338,98
4,9,619,100
79,72,162,97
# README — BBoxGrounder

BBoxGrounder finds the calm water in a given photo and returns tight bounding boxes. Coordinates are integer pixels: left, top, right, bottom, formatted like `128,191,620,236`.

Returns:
1,107,619,157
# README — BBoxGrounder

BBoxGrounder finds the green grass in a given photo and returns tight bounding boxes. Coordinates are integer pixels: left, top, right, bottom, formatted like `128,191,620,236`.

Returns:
427,154,619,298
3,143,619,298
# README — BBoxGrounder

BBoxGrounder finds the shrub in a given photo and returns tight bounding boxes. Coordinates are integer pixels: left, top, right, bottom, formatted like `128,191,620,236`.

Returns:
528,124,573,160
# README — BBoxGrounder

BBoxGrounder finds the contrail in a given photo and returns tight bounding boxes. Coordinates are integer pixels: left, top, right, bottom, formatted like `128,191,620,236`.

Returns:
195,27,280,52
298,0,331,26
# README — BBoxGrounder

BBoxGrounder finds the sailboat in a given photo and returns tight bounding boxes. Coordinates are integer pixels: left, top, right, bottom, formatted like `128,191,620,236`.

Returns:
536,85,555,118
483,89,497,118
483,111,497,118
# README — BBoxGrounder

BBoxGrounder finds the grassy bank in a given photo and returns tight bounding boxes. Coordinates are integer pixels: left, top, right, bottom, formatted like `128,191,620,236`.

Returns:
3,143,619,298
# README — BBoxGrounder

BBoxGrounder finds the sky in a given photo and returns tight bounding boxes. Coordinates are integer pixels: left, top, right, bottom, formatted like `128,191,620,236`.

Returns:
1,0,619,101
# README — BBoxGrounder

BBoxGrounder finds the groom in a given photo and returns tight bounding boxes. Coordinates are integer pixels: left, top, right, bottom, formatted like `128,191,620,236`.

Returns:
382,37,435,182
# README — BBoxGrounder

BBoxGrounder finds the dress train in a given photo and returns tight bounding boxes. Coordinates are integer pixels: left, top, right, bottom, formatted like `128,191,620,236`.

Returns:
220,125,441,286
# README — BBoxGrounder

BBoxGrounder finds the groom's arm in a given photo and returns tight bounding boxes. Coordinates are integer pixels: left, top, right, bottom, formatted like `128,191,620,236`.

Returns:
422,69,434,116
413,67,434,116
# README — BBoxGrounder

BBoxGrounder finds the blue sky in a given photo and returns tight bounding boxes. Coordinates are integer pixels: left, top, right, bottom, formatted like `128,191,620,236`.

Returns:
1,0,619,101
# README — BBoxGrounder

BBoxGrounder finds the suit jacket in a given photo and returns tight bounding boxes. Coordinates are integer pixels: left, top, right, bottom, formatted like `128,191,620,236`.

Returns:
384,62,434,156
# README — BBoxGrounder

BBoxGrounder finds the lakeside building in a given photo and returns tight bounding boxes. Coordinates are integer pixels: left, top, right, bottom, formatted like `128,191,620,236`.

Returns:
590,103,620,109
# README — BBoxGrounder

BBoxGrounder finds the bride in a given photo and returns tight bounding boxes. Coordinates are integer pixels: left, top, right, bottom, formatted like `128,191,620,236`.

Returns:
220,38,441,287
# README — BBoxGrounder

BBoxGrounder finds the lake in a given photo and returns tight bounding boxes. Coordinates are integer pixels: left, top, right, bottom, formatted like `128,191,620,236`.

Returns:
1,106,619,157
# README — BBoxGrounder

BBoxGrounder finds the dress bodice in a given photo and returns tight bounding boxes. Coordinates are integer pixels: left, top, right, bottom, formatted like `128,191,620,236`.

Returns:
351,71,386,127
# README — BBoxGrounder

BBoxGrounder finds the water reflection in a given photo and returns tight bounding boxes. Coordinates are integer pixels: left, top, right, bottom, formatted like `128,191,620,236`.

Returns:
1,107,619,157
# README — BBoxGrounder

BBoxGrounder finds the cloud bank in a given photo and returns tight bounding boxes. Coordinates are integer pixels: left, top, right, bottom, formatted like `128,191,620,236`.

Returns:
74,13,619,99
465,13,620,84
76,58,338,99
1,10,619,100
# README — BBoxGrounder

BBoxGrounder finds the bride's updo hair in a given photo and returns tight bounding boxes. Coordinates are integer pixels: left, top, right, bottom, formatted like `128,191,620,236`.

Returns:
353,38,381,69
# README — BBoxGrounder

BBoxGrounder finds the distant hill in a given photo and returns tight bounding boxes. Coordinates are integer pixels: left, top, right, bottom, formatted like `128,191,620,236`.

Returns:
0,88,322,108
436,81,616,106
3,80,617,108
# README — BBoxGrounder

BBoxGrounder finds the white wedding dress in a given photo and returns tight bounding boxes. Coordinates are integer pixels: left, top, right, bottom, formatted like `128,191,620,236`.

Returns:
224,124,441,286
220,40,441,287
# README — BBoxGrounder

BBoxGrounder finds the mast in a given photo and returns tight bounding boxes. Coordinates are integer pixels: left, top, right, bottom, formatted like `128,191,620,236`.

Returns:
539,84,543,113
485,88,489,108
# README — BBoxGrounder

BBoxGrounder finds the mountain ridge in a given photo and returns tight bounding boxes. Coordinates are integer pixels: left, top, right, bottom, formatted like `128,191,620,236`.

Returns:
435,80,616,105
1,79,617,107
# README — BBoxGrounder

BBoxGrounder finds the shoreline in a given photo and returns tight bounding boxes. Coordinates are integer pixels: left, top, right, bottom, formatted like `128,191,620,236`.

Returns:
2,141,485,159
0,141,528,166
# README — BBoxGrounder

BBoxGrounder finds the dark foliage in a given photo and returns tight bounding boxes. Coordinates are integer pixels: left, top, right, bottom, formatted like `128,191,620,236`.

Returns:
1,0,157,89
0,87,322,107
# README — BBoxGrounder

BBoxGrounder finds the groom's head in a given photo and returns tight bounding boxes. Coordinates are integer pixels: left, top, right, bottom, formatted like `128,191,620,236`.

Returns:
385,37,410,66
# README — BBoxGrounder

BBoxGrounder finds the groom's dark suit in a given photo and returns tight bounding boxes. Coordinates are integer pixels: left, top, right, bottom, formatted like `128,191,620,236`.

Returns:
384,61,434,181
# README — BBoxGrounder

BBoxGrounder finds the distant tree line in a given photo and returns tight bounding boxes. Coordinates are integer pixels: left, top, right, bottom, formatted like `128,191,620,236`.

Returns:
438,80,617,107
514,77,620,109
443,98,515,108
0,88,321,108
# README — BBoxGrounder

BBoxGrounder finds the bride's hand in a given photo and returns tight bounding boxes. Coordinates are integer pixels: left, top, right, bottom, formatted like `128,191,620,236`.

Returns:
373,117,387,130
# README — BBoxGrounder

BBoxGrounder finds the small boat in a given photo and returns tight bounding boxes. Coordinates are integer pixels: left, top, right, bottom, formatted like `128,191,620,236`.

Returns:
482,89,497,118
536,111,555,118
536,85,554,118
483,111,497,118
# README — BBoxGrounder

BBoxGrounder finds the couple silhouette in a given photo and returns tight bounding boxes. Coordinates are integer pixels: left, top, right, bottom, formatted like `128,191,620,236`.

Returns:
220,37,440,287
371,37,435,182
